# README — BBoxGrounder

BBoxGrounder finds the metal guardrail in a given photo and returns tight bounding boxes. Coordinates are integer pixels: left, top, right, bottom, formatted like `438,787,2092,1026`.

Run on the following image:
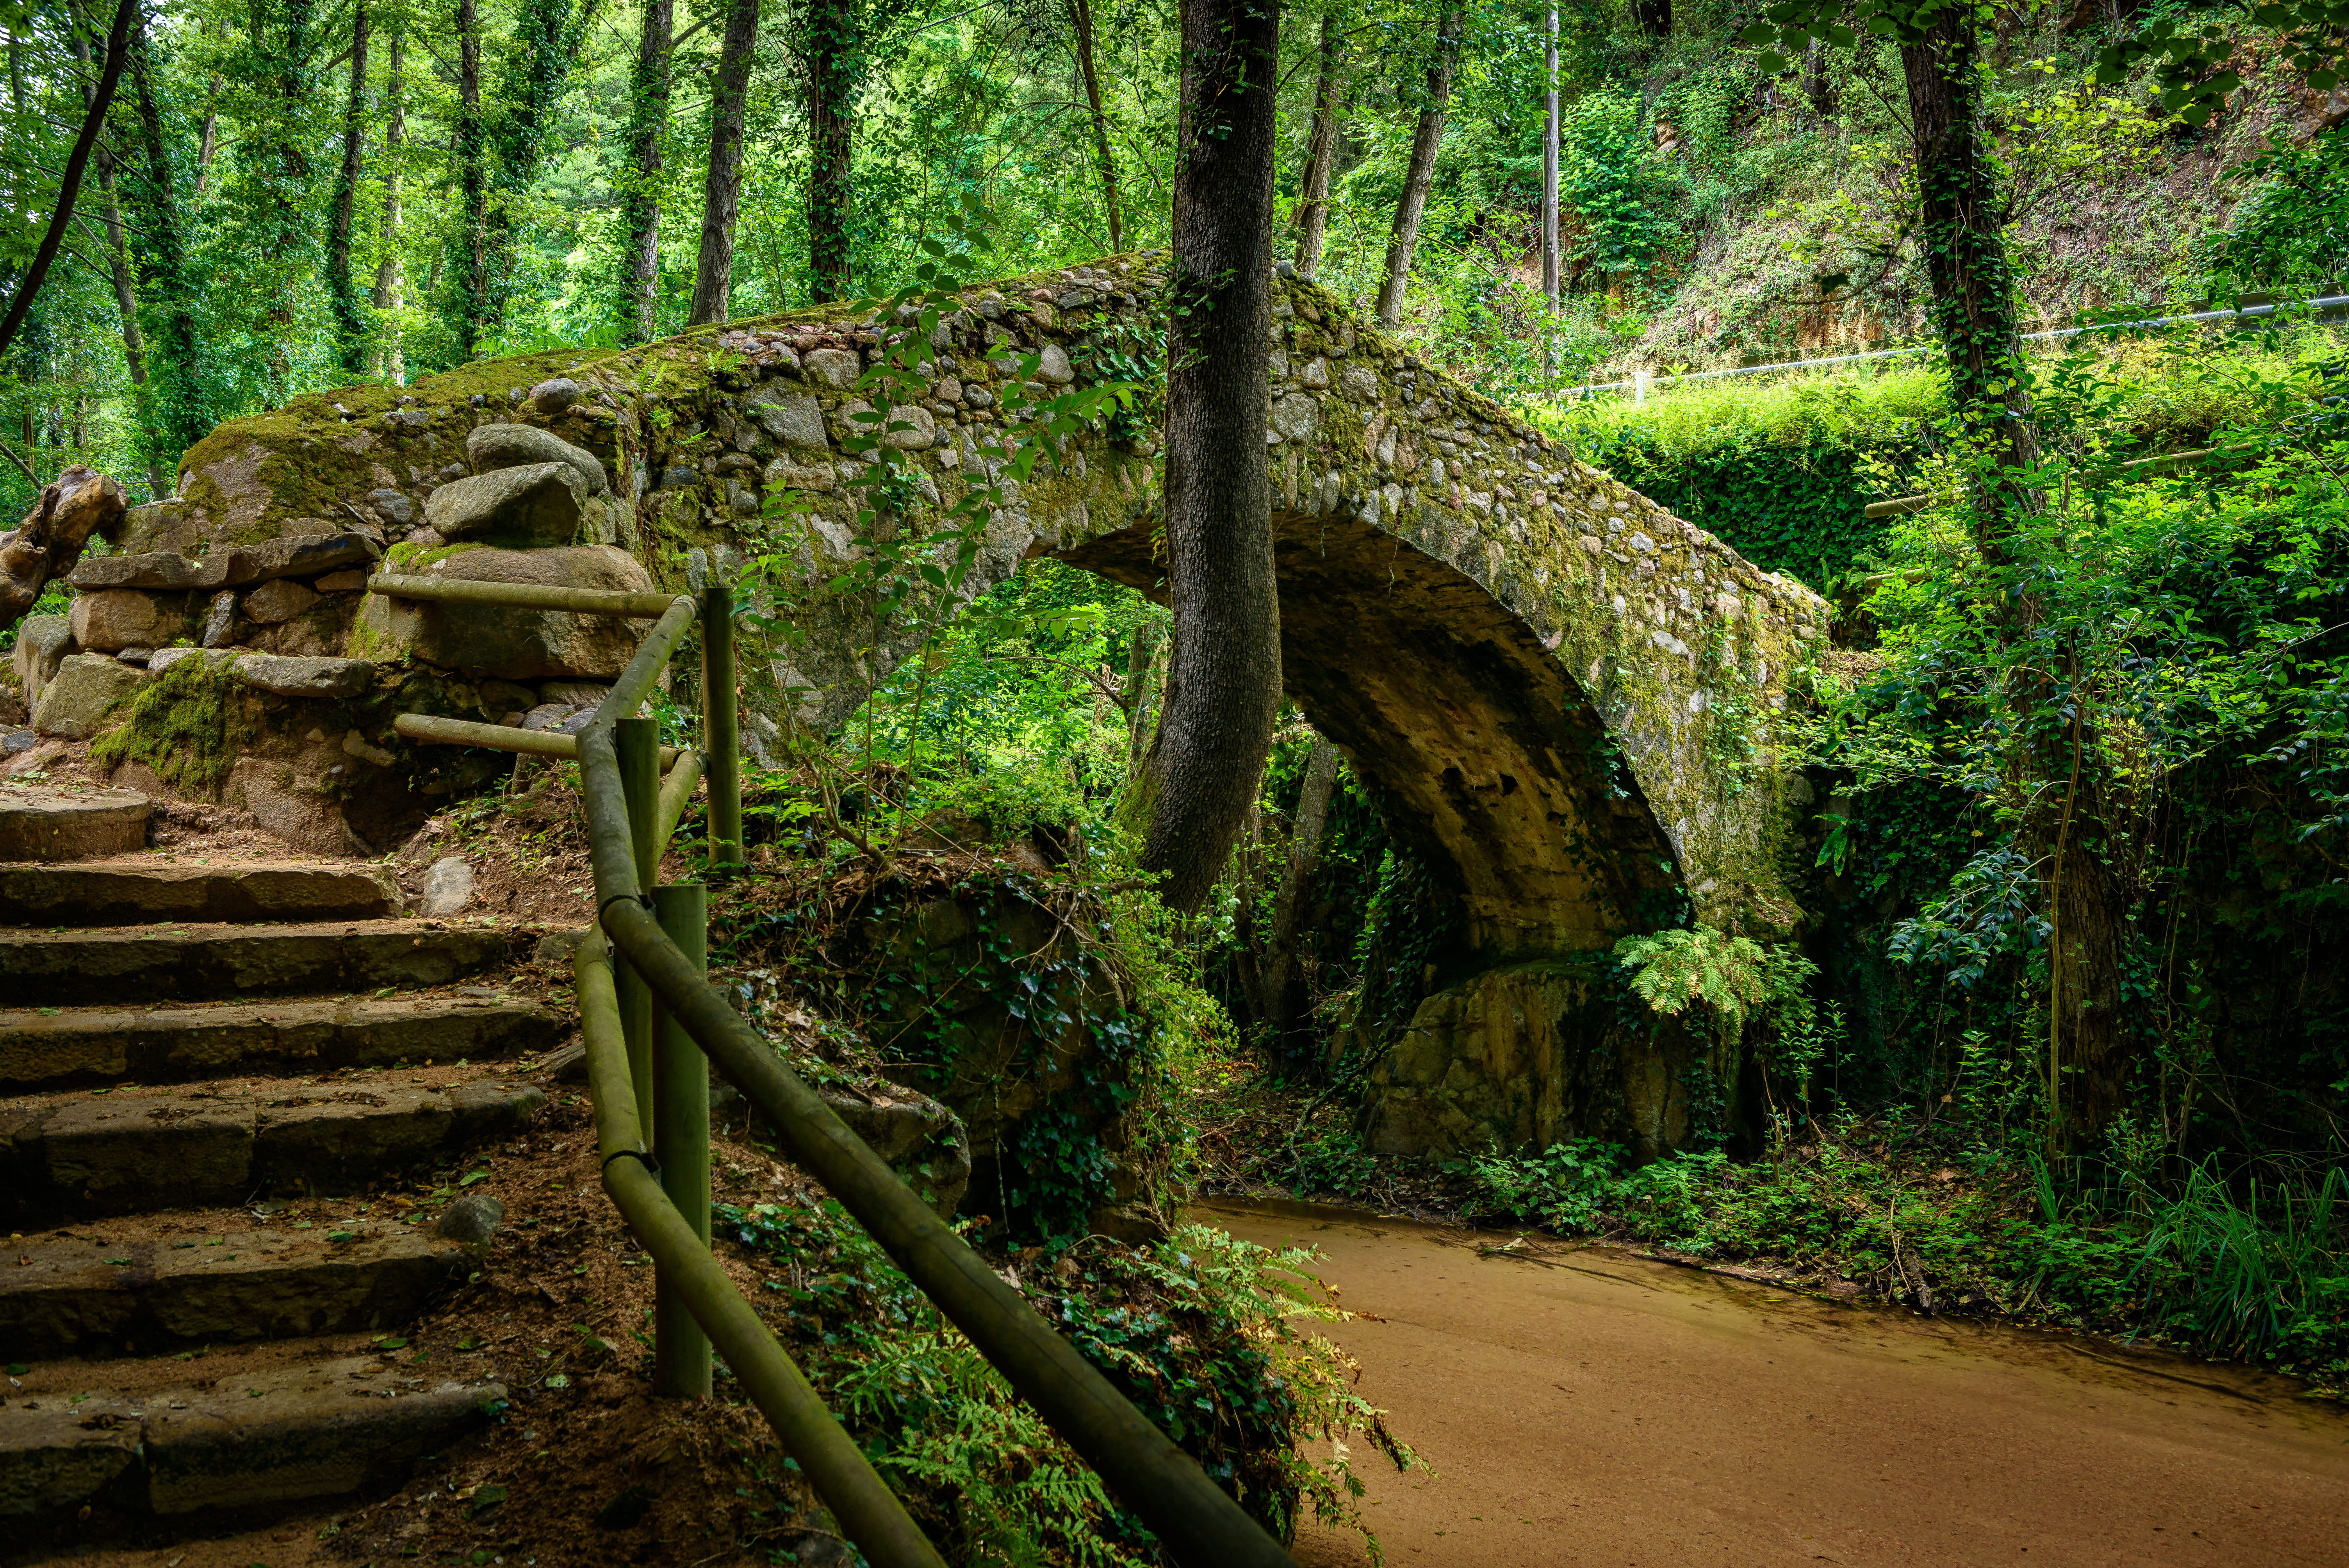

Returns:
1562,294,2349,401
365,572,1296,1568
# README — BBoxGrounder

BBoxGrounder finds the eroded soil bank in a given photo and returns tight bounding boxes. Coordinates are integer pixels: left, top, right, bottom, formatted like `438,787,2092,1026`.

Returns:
1199,1198,2349,1568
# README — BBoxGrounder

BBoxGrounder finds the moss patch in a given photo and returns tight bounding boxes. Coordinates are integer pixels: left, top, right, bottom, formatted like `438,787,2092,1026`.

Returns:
89,659,262,795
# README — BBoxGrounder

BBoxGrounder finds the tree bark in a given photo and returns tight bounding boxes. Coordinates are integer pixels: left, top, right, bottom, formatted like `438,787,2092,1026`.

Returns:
372,27,406,383
0,0,134,364
1292,6,1340,278
326,0,371,374
805,0,855,301
1374,7,1460,328
689,0,761,326
622,0,674,343
1128,0,1283,914
1067,0,1123,251
0,467,128,636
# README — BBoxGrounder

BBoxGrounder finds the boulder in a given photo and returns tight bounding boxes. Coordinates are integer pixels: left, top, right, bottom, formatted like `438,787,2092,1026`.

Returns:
199,589,237,647
352,544,654,680
10,614,72,700
148,647,237,677
69,589,187,654
231,654,375,700
32,653,143,739
528,378,582,416
466,423,609,495
802,348,861,390
422,463,587,547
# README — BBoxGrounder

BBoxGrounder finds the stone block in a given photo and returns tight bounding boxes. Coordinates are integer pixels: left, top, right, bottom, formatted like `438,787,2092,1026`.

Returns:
749,389,829,449
68,533,378,593
0,1396,141,1517
241,577,321,625
353,543,654,680
422,462,587,546
466,421,609,494
0,784,150,862
231,654,374,699
31,654,142,739
69,590,186,653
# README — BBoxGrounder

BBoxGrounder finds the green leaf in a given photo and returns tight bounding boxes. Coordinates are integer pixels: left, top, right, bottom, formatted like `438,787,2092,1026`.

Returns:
459,1170,490,1187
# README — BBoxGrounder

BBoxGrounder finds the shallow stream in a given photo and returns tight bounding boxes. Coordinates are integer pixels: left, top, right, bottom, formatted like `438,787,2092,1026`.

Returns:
1196,1198,2349,1568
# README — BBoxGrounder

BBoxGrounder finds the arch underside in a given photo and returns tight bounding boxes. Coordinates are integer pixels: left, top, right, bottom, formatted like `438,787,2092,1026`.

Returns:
1055,509,1686,961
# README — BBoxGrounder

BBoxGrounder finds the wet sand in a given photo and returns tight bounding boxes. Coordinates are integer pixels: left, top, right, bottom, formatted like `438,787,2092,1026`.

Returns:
1196,1198,2349,1568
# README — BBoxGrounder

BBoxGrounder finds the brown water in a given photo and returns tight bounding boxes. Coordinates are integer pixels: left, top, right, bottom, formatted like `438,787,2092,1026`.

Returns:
1196,1198,2349,1568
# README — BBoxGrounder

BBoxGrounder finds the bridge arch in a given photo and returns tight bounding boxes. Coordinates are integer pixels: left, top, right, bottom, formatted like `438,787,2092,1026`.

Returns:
142,255,1826,1154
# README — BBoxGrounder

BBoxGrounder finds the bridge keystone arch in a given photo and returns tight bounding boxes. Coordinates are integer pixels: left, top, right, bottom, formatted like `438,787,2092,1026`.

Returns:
134,256,1824,1158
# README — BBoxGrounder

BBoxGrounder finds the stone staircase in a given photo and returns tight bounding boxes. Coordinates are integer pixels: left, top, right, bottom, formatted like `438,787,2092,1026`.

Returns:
0,784,564,1549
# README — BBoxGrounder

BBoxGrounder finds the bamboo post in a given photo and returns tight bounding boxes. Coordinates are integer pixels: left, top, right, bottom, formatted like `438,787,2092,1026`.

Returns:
651,881,711,1399
614,717,662,1128
701,579,743,866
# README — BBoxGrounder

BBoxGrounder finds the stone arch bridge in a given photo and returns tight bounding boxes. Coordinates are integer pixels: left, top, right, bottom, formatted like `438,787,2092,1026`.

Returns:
45,257,1827,1158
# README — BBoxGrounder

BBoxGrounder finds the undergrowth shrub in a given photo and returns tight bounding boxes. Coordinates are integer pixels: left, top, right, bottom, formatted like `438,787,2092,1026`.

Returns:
722,1199,1417,1563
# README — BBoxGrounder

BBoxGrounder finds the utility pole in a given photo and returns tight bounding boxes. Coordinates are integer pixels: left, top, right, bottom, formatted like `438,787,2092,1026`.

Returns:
1542,3,1559,387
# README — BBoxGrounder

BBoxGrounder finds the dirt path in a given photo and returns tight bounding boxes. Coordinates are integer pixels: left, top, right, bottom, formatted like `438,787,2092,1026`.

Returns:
1196,1198,2349,1568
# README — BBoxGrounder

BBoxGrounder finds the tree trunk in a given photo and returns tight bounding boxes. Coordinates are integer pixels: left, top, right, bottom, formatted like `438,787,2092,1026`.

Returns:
622,0,673,343
96,155,167,499
452,0,487,357
1631,0,1670,36
1804,37,1834,116
1902,15,2128,1137
689,0,761,326
372,27,406,383
326,0,371,374
1374,7,1460,329
1542,2,1558,367
194,76,219,196
1067,0,1123,251
805,0,855,302
127,14,206,461
1127,0,1282,914
1292,6,1340,278
0,467,127,636
1252,738,1340,1033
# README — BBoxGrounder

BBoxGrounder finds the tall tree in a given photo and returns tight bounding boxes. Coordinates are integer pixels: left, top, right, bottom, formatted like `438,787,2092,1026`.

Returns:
689,0,762,326
326,0,371,374
126,7,209,459
1128,0,1283,913
1292,5,1340,278
1372,6,1459,328
1067,0,1123,250
1541,0,1558,360
451,0,487,356
620,0,674,342
804,0,856,300
372,25,406,382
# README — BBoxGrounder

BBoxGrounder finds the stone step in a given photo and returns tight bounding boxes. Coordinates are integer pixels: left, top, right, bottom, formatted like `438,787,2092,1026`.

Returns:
0,1355,503,1521
0,1074,547,1217
0,859,402,927
0,918,523,1004
0,992,564,1090
0,1219,470,1359
0,784,149,862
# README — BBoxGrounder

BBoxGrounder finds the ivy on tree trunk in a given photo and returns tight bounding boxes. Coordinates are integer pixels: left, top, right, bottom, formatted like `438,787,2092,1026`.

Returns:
1128,0,1283,914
